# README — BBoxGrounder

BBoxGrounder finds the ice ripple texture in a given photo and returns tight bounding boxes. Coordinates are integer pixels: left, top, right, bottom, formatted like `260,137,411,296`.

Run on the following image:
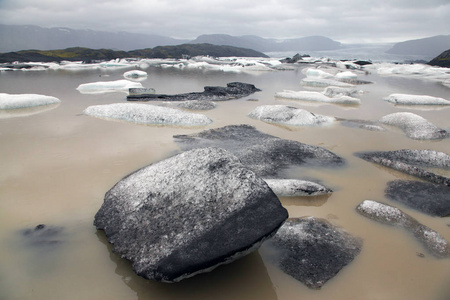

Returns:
83,103,212,126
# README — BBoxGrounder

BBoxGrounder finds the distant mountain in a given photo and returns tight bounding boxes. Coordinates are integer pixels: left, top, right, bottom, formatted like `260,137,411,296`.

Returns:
428,49,450,68
0,24,189,52
0,44,268,63
190,34,342,52
386,35,450,57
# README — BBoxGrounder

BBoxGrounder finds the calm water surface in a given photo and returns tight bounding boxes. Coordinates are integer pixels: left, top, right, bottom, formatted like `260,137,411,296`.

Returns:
0,64,449,300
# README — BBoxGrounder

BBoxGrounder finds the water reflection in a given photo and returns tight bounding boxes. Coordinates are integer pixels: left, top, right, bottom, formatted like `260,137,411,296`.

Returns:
0,103,60,119
279,194,331,207
96,230,278,300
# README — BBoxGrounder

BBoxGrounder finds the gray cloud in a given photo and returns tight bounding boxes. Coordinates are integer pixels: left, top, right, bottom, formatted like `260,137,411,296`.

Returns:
0,0,449,43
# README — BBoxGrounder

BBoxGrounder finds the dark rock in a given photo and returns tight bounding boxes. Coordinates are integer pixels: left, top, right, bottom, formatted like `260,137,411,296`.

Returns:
127,82,261,102
260,217,362,289
353,60,373,66
356,200,450,258
355,149,450,186
174,124,345,178
385,180,450,217
21,224,64,248
428,49,450,68
94,147,288,282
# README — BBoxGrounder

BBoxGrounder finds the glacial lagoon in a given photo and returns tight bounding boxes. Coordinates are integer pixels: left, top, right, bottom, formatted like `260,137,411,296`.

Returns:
0,56,449,299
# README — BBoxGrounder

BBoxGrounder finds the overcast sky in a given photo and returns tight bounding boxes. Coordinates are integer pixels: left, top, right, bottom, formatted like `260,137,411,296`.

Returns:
0,0,449,43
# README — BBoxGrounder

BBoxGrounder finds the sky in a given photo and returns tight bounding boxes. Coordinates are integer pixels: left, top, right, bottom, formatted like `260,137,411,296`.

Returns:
0,0,449,43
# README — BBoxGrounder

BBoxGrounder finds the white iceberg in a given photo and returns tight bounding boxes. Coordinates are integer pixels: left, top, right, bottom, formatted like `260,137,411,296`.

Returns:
264,179,332,197
83,103,213,126
335,71,358,80
248,105,335,126
305,68,334,78
323,86,362,98
0,93,61,110
123,70,148,79
301,77,355,88
379,112,448,140
76,80,143,94
275,90,360,105
384,94,450,105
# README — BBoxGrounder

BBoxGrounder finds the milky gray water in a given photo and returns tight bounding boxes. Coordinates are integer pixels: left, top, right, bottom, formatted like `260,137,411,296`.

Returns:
0,63,449,300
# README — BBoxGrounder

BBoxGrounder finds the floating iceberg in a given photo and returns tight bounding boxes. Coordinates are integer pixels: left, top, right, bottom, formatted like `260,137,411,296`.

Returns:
305,68,335,78
0,93,61,110
384,94,450,105
83,103,212,126
379,112,448,140
264,179,332,197
123,70,148,79
301,78,354,88
248,105,335,126
335,71,358,80
275,90,360,105
323,86,362,98
76,80,143,94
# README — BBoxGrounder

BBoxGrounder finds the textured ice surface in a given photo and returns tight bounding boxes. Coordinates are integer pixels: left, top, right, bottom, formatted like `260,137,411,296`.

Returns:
301,78,354,88
123,70,148,79
355,149,450,186
261,217,362,289
94,147,288,282
276,90,360,104
356,200,450,258
384,94,450,105
248,105,335,126
76,80,143,94
379,112,448,140
83,103,212,126
0,93,61,110
264,179,332,196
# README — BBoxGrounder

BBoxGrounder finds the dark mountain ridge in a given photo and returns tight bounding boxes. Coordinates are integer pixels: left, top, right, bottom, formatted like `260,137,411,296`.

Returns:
386,35,450,58
0,44,269,63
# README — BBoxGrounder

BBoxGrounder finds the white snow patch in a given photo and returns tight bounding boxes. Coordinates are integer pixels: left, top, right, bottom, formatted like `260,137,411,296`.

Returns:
0,93,61,110
83,103,212,126
76,80,143,94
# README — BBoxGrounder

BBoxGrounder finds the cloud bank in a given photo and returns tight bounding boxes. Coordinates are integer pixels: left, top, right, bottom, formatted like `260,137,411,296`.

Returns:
1,0,449,43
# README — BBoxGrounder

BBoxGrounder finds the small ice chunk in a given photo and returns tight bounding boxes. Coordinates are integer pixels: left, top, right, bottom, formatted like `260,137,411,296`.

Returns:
276,90,360,105
83,103,212,126
323,86,362,98
248,105,335,126
305,68,334,78
335,71,358,80
264,179,332,196
379,112,448,140
301,78,354,88
384,94,450,105
76,80,143,94
0,93,61,110
123,70,148,79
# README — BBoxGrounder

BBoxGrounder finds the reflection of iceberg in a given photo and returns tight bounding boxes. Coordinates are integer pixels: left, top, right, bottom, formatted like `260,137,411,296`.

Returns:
76,80,143,94
0,93,61,110
83,103,212,126
0,103,60,119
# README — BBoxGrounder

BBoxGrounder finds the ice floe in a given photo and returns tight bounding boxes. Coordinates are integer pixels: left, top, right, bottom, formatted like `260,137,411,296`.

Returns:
0,93,61,110
379,112,448,140
384,93,450,105
83,103,212,126
275,90,361,105
123,70,148,79
264,179,332,196
370,63,450,86
76,80,143,94
248,105,335,126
